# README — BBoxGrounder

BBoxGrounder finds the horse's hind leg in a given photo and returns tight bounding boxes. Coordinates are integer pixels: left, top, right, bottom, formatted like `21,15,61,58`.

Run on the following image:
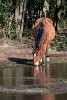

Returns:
39,50,45,65
42,47,49,64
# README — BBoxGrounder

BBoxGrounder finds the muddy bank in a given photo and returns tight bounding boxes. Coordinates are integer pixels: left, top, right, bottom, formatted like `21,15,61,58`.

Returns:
0,44,67,64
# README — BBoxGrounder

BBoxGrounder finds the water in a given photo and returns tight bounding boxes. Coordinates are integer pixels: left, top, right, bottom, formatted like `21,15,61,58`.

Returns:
0,63,67,100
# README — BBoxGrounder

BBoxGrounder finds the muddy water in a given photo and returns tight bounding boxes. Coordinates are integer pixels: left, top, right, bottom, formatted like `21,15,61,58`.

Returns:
0,63,67,100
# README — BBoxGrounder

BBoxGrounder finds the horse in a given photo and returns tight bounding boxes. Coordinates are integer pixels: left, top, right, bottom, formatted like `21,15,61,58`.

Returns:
32,17,55,66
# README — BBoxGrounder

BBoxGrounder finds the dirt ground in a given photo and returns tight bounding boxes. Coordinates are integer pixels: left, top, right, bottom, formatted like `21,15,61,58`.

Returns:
0,42,67,64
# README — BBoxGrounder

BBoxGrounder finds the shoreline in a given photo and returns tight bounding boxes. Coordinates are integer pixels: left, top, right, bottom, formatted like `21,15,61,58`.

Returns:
0,44,67,65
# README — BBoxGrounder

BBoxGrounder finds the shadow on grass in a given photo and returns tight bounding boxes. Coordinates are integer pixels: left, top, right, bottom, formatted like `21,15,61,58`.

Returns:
8,57,33,66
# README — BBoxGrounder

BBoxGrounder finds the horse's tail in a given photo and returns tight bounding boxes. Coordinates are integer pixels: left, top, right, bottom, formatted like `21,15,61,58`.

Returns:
35,22,45,48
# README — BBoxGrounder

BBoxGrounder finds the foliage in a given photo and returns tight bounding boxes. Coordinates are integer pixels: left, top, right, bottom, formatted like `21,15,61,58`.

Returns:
0,0,67,47
49,0,56,20
49,0,67,29
0,1,18,41
0,2,13,28
54,34,67,49
25,0,44,28
0,0,67,30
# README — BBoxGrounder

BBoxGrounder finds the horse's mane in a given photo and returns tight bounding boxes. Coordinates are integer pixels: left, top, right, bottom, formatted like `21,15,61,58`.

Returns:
35,22,44,49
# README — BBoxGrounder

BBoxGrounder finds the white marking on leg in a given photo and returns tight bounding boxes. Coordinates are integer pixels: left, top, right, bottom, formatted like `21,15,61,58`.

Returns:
40,58,42,63
34,53,36,57
46,57,49,62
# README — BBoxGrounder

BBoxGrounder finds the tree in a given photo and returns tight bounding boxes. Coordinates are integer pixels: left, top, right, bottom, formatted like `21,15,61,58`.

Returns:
43,0,49,17
15,0,26,42
0,1,15,44
49,0,67,31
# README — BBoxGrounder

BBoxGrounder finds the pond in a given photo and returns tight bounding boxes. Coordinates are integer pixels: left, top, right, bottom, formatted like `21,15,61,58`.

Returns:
0,63,67,100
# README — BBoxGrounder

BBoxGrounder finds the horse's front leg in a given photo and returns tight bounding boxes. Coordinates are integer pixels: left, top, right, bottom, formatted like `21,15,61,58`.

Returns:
41,48,46,65
46,47,49,62
42,54,46,64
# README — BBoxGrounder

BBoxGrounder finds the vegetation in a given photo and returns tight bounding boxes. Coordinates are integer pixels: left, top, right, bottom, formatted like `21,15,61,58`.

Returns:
54,34,67,50
0,0,67,49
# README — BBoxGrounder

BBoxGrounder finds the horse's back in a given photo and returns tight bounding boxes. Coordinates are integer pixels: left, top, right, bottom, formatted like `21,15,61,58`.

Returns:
32,17,55,42
33,17,53,28
43,18,55,42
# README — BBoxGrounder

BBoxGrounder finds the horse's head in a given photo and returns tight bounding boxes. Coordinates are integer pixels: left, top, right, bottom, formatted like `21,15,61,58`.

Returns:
33,45,43,66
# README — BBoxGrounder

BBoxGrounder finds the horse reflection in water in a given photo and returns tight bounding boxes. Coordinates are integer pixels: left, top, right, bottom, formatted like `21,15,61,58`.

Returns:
34,64,53,84
34,64,55,100
32,17,55,65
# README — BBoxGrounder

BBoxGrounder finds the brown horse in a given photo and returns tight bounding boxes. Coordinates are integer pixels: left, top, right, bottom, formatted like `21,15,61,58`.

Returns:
32,17,55,66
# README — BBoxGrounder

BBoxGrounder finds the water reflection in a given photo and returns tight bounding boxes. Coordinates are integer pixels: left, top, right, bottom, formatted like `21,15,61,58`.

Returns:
0,63,67,87
34,64,54,84
23,93,55,100
0,64,55,88
50,63,67,79
0,67,34,87
0,63,67,100
0,93,67,100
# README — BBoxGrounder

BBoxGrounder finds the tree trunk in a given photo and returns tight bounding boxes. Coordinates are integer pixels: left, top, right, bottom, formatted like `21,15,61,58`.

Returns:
20,0,26,42
15,0,20,33
15,0,26,42
43,0,49,17
54,0,62,31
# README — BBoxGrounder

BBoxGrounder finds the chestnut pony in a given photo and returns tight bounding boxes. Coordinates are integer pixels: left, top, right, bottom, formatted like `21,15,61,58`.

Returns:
32,17,55,66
